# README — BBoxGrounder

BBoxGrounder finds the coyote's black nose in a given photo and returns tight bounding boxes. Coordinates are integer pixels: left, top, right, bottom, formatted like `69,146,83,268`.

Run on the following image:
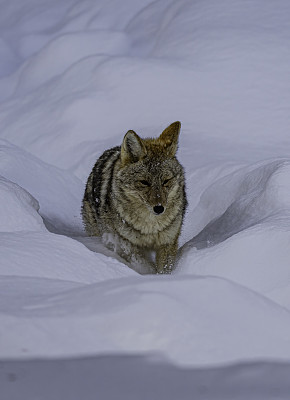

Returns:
153,205,164,215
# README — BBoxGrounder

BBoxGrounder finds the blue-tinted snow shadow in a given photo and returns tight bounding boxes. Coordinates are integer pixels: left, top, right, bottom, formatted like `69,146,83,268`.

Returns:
1,355,289,400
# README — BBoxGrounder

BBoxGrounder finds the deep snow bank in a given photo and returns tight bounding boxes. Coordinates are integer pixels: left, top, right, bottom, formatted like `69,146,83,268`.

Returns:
179,159,290,307
0,174,44,233
1,275,290,365
0,139,83,234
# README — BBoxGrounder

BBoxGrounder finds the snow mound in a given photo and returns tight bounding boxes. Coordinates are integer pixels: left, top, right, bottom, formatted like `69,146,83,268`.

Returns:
0,232,134,283
1,275,290,366
0,175,44,233
0,140,84,234
182,225,290,307
184,159,290,244
179,159,290,308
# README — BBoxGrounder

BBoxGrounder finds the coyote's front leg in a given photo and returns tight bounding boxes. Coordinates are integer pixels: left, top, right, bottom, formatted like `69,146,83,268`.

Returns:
116,238,155,274
156,242,178,274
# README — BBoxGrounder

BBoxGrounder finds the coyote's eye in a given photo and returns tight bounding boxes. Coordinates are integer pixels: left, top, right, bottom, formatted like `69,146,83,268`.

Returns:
162,178,171,186
140,180,150,186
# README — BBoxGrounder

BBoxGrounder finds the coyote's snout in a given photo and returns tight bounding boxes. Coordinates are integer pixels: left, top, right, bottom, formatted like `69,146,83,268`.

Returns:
82,121,187,274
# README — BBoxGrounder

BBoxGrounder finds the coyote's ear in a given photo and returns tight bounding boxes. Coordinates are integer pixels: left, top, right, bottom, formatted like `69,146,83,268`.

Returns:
121,130,147,165
159,121,181,157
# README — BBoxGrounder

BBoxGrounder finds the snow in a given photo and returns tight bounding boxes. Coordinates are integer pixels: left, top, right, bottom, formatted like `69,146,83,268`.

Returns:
0,174,44,233
1,0,290,398
2,357,290,400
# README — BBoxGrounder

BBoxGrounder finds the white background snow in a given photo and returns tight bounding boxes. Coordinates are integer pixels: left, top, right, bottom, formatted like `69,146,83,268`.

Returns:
1,0,290,398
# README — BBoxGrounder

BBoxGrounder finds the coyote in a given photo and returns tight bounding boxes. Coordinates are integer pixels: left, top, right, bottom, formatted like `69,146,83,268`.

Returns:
82,121,187,274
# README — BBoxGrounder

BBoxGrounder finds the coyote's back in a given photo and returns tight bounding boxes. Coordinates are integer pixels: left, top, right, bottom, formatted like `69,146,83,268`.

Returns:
82,121,187,273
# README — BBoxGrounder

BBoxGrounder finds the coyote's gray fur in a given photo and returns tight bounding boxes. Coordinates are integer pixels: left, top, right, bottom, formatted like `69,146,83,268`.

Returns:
82,121,187,273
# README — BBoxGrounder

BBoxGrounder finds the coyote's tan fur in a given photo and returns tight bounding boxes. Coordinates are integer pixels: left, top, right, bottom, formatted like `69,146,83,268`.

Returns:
82,121,187,273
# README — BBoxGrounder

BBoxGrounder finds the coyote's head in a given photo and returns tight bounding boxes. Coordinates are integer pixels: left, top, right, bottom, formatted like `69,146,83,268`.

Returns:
115,121,185,221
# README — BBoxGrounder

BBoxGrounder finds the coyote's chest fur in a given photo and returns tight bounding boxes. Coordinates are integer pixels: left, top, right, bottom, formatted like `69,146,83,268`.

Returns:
82,121,187,274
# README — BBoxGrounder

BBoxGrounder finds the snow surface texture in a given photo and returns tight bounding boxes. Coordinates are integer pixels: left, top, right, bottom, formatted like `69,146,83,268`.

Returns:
1,0,290,398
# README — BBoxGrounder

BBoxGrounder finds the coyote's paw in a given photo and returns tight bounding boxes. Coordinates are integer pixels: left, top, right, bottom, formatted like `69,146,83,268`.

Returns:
156,264,173,275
